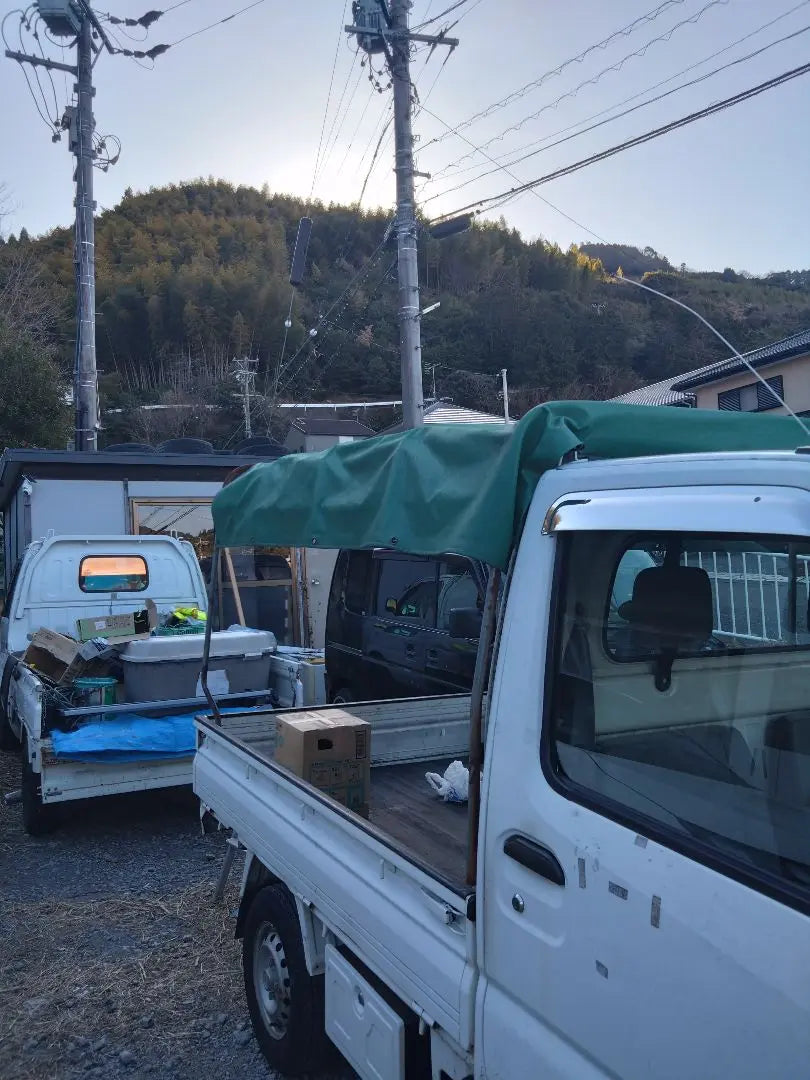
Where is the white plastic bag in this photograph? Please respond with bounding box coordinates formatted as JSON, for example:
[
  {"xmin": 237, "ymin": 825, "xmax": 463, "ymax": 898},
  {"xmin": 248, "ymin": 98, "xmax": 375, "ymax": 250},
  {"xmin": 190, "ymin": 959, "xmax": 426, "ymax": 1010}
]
[{"xmin": 425, "ymin": 760, "xmax": 469, "ymax": 804}]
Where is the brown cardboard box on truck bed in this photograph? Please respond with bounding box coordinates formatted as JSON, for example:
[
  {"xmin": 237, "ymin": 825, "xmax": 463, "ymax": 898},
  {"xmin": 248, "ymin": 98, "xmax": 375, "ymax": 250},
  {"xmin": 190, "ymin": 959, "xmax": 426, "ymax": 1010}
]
[{"xmin": 274, "ymin": 709, "xmax": 370, "ymax": 817}]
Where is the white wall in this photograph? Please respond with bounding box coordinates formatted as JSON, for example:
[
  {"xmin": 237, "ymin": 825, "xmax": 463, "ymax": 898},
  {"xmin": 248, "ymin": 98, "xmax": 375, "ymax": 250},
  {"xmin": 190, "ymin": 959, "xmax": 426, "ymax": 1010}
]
[
  {"xmin": 30, "ymin": 479, "xmax": 224, "ymax": 540},
  {"xmin": 30, "ymin": 479, "xmax": 125, "ymax": 539}
]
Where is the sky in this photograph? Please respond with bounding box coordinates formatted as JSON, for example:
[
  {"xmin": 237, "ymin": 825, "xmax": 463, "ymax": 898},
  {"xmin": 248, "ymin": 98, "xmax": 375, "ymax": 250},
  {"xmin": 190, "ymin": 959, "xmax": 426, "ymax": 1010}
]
[{"xmin": 1, "ymin": 0, "xmax": 809, "ymax": 273}]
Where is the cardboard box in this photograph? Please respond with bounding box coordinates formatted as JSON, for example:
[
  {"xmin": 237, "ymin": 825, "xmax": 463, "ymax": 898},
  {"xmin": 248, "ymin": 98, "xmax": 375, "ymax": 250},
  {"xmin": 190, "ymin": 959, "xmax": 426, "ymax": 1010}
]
[
  {"xmin": 23, "ymin": 630, "xmax": 114, "ymax": 686},
  {"xmin": 76, "ymin": 600, "xmax": 157, "ymax": 643},
  {"xmin": 274, "ymin": 709, "xmax": 371, "ymax": 816}
]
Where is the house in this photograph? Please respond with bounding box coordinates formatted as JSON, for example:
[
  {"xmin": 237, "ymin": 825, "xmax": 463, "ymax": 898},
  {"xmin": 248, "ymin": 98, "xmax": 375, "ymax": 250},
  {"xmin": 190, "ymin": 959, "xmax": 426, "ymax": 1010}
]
[
  {"xmin": 0, "ymin": 447, "xmax": 314, "ymax": 646},
  {"xmin": 284, "ymin": 415, "xmax": 376, "ymax": 453},
  {"xmin": 383, "ymin": 400, "xmax": 513, "ymax": 434},
  {"xmin": 612, "ymin": 329, "xmax": 810, "ymax": 415}
]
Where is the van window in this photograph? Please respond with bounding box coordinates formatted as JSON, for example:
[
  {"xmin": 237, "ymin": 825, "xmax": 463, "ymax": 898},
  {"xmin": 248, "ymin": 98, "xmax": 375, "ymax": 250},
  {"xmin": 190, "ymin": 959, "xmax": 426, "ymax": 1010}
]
[
  {"xmin": 551, "ymin": 530, "xmax": 810, "ymax": 901},
  {"xmin": 344, "ymin": 551, "xmax": 374, "ymax": 614},
  {"xmin": 79, "ymin": 555, "xmax": 148, "ymax": 593},
  {"xmin": 375, "ymin": 557, "xmax": 438, "ymax": 625}
]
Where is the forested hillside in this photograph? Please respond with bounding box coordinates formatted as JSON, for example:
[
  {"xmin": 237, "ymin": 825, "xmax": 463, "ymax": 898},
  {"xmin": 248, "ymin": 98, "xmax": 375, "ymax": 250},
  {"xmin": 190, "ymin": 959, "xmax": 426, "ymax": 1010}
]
[{"xmin": 1, "ymin": 179, "xmax": 809, "ymax": 447}]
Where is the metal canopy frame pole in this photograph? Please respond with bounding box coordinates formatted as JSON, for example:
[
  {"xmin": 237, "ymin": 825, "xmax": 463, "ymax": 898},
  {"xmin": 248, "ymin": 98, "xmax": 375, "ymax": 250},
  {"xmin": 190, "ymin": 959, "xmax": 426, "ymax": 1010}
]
[{"xmin": 466, "ymin": 565, "xmax": 501, "ymax": 887}]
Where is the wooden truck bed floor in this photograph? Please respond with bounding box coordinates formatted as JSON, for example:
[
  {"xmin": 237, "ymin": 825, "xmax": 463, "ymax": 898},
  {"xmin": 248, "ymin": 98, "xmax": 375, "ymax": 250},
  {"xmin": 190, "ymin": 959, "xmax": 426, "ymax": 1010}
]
[{"xmin": 211, "ymin": 704, "xmax": 470, "ymax": 889}]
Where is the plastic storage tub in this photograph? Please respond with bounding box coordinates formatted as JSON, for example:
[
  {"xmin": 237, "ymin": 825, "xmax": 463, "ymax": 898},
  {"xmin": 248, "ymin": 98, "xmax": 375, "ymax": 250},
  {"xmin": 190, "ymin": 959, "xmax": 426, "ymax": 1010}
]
[
  {"xmin": 120, "ymin": 629, "xmax": 276, "ymax": 703},
  {"xmin": 267, "ymin": 647, "xmax": 326, "ymax": 708}
]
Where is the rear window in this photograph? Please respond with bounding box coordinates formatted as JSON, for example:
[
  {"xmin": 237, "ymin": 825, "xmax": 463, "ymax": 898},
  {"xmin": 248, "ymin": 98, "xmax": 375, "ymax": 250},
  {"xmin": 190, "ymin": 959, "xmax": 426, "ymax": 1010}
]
[{"xmin": 79, "ymin": 555, "xmax": 148, "ymax": 593}]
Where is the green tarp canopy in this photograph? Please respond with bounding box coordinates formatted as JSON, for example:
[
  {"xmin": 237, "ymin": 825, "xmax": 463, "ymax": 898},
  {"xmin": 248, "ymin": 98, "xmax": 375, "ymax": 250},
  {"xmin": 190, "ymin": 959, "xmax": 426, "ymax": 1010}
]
[{"xmin": 212, "ymin": 401, "xmax": 810, "ymax": 570}]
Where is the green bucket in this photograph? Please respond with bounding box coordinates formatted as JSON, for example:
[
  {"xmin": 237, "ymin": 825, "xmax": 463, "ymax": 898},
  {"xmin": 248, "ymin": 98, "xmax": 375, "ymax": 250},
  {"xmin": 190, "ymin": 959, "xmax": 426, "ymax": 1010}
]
[{"xmin": 73, "ymin": 675, "xmax": 118, "ymax": 710}]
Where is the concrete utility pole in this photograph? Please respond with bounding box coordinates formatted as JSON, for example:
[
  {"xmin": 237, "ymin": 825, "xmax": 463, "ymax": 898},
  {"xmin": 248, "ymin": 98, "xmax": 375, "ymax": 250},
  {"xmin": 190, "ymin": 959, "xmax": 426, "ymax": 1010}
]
[
  {"xmin": 233, "ymin": 356, "xmax": 259, "ymax": 438},
  {"xmin": 390, "ymin": 0, "xmax": 421, "ymax": 428},
  {"xmin": 346, "ymin": 1, "xmax": 458, "ymax": 428},
  {"xmin": 73, "ymin": 15, "xmax": 98, "ymax": 451},
  {"xmin": 5, "ymin": 0, "xmax": 120, "ymax": 451}
]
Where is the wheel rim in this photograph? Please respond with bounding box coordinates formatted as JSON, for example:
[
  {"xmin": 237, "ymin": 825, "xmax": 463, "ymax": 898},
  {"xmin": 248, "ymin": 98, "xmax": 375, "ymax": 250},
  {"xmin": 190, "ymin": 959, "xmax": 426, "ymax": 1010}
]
[{"xmin": 252, "ymin": 920, "xmax": 291, "ymax": 1040}]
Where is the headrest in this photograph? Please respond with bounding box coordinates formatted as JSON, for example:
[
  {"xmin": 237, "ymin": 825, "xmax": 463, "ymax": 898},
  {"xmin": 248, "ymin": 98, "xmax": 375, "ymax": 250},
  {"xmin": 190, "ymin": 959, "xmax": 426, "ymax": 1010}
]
[{"xmin": 618, "ymin": 565, "xmax": 713, "ymax": 645}]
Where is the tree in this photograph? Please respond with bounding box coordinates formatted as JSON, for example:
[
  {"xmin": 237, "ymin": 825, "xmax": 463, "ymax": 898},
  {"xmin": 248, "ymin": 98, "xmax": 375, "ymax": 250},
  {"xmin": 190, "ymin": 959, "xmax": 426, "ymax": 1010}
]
[{"xmin": 0, "ymin": 324, "xmax": 70, "ymax": 448}]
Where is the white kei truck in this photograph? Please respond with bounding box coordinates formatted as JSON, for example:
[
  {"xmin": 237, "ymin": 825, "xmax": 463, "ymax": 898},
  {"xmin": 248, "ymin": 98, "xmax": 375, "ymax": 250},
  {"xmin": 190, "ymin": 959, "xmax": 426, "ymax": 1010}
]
[
  {"xmin": 193, "ymin": 402, "xmax": 810, "ymax": 1080},
  {"xmin": 0, "ymin": 534, "xmax": 284, "ymax": 834}
]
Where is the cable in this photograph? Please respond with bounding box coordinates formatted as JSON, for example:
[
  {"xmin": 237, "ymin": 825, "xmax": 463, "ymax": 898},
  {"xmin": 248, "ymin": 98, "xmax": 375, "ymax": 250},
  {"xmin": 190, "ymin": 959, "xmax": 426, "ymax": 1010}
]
[
  {"xmin": 165, "ymin": 0, "xmax": 269, "ymax": 49},
  {"xmin": 614, "ymin": 275, "xmax": 810, "ymax": 437},
  {"xmin": 413, "ymin": 0, "xmax": 475, "ymax": 30},
  {"xmin": 422, "ymin": 0, "xmax": 729, "ymax": 152},
  {"xmin": 336, "ymin": 79, "xmax": 378, "ymax": 174},
  {"xmin": 431, "ymin": 61, "xmax": 810, "ymax": 223},
  {"xmin": 358, "ymin": 116, "xmax": 394, "ymax": 204},
  {"xmin": 308, "ymin": 0, "xmax": 350, "ymax": 201},
  {"xmin": 423, "ymin": 23, "xmax": 810, "ymax": 206},
  {"xmin": 275, "ymin": 232, "xmax": 393, "ymax": 394},
  {"xmin": 419, "ymin": 103, "xmax": 607, "ymax": 241},
  {"xmin": 314, "ymin": 48, "xmax": 364, "ymax": 192},
  {"xmin": 423, "ymin": 0, "xmax": 810, "ymax": 188}
]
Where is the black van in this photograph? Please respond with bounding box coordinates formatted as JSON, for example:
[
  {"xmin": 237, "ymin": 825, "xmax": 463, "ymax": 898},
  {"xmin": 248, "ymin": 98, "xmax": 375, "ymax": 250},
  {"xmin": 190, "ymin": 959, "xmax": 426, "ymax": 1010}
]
[{"xmin": 325, "ymin": 549, "xmax": 487, "ymax": 702}]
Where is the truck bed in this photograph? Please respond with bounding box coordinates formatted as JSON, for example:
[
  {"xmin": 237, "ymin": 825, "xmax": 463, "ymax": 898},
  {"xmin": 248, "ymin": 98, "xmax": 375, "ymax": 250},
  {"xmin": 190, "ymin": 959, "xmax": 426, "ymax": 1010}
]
[{"xmin": 202, "ymin": 696, "xmax": 471, "ymax": 889}]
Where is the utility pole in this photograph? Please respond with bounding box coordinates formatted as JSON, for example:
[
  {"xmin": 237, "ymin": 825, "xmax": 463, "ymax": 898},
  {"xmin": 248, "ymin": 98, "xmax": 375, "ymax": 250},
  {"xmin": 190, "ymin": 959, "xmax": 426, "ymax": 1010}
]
[
  {"xmin": 346, "ymin": 1, "xmax": 458, "ymax": 428},
  {"xmin": 5, "ymin": 0, "xmax": 120, "ymax": 451},
  {"xmin": 73, "ymin": 15, "xmax": 98, "ymax": 451},
  {"xmin": 233, "ymin": 356, "xmax": 259, "ymax": 439}
]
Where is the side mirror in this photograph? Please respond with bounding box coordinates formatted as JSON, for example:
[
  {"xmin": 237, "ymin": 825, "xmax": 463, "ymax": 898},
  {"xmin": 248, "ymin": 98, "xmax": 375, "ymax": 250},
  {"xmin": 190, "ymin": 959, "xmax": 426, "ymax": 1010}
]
[
  {"xmin": 448, "ymin": 607, "xmax": 482, "ymax": 639},
  {"xmin": 386, "ymin": 597, "xmax": 397, "ymax": 614}
]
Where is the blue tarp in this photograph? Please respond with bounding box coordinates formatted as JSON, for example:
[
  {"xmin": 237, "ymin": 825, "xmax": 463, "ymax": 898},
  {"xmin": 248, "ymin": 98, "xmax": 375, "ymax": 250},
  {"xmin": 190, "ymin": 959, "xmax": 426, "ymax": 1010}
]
[
  {"xmin": 51, "ymin": 713, "xmax": 198, "ymax": 762},
  {"xmin": 50, "ymin": 706, "xmax": 267, "ymax": 762}
]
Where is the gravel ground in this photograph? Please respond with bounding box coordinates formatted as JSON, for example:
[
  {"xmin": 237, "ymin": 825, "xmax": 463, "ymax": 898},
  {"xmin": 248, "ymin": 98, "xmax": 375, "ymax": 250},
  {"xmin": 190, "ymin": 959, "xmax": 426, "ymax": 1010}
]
[{"xmin": 0, "ymin": 750, "xmax": 351, "ymax": 1080}]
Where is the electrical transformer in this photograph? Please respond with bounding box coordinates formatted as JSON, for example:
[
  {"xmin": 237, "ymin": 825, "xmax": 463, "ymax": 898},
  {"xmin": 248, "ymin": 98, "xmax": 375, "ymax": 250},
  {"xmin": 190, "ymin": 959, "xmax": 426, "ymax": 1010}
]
[
  {"xmin": 36, "ymin": 0, "xmax": 82, "ymax": 37},
  {"xmin": 351, "ymin": 0, "xmax": 387, "ymax": 54}
]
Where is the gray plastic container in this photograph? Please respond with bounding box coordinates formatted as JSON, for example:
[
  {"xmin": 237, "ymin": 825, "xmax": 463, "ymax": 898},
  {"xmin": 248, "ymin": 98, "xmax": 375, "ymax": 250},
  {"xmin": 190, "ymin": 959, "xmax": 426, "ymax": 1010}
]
[{"xmin": 120, "ymin": 629, "xmax": 276, "ymax": 703}]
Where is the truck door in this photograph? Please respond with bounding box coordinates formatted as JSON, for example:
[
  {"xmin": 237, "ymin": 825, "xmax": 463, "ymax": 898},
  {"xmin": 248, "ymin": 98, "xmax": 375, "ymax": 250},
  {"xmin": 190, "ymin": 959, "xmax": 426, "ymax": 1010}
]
[{"xmin": 479, "ymin": 495, "xmax": 810, "ymax": 1080}]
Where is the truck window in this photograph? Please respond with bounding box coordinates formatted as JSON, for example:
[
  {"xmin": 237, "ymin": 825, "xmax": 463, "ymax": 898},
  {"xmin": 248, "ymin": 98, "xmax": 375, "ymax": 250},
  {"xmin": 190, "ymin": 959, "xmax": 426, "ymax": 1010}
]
[
  {"xmin": 79, "ymin": 555, "xmax": 148, "ymax": 593},
  {"xmin": 551, "ymin": 530, "xmax": 810, "ymax": 902},
  {"xmin": 375, "ymin": 556, "xmax": 438, "ymax": 626}
]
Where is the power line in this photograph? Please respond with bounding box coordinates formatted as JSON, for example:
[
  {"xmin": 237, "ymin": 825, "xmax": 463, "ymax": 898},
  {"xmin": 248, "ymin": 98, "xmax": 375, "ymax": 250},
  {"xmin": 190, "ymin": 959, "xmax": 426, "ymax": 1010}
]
[
  {"xmin": 314, "ymin": 48, "xmax": 364, "ymax": 191},
  {"xmin": 165, "ymin": 0, "xmax": 269, "ymax": 49},
  {"xmin": 422, "ymin": 0, "xmax": 729, "ymax": 153},
  {"xmin": 419, "ymin": 103, "xmax": 607, "ymax": 241},
  {"xmin": 431, "ymin": 61, "xmax": 810, "ymax": 222},
  {"xmin": 422, "ymin": 0, "xmax": 810, "ymax": 188},
  {"xmin": 412, "ymin": 0, "xmax": 475, "ymax": 30},
  {"xmin": 423, "ymin": 22, "xmax": 810, "ymax": 207},
  {"xmin": 309, "ymin": 0, "xmax": 351, "ymax": 201}
]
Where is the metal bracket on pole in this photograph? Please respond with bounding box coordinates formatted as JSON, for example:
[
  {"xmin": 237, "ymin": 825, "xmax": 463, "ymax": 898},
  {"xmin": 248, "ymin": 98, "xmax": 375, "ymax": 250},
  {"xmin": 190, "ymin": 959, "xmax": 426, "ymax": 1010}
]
[
  {"xmin": 344, "ymin": 25, "xmax": 458, "ymax": 47},
  {"xmin": 4, "ymin": 49, "xmax": 77, "ymax": 75}
]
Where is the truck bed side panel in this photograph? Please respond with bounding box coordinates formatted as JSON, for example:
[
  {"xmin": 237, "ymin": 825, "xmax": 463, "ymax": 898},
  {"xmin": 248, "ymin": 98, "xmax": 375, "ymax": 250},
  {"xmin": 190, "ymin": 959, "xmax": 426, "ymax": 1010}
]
[{"xmin": 194, "ymin": 726, "xmax": 475, "ymax": 1047}]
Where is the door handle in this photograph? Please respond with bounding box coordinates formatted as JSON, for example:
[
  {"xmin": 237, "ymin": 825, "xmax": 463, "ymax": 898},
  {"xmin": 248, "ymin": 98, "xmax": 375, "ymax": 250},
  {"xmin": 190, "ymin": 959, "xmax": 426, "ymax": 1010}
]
[
  {"xmin": 504, "ymin": 835, "xmax": 565, "ymax": 887},
  {"xmin": 426, "ymin": 649, "xmax": 438, "ymax": 660}
]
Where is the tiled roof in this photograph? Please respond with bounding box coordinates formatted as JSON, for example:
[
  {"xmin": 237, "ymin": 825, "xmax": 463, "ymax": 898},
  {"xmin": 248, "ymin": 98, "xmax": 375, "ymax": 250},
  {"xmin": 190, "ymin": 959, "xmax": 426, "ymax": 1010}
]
[
  {"xmin": 611, "ymin": 375, "xmax": 697, "ymax": 408},
  {"xmin": 612, "ymin": 328, "xmax": 810, "ymax": 407},
  {"xmin": 423, "ymin": 403, "xmax": 510, "ymax": 424},
  {"xmin": 288, "ymin": 416, "xmax": 375, "ymax": 436},
  {"xmin": 382, "ymin": 401, "xmax": 512, "ymax": 433},
  {"xmin": 672, "ymin": 328, "xmax": 810, "ymax": 390}
]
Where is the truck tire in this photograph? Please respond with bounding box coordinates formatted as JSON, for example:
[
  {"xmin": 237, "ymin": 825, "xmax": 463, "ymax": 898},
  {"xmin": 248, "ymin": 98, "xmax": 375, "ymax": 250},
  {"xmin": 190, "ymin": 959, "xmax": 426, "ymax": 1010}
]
[
  {"xmin": 21, "ymin": 740, "xmax": 58, "ymax": 837},
  {"xmin": 331, "ymin": 687, "xmax": 355, "ymax": 705},
  {"xmin": 0, "ymin": 702, "xmax": 19, "ymax": 752},
  {"xmin": 242, "ymin": 884, "xmax": 331, "ymax": 1075},
  {"xmin": 0, "ymin": 660, "xmax": 20, "ymax": 751}
]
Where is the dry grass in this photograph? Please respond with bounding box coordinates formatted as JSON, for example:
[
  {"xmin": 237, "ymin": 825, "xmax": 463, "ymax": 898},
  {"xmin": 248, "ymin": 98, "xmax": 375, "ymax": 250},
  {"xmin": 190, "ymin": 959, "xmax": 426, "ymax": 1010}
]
[{"xmin": 0, "ymin": 878, "xmax": 246, "ymax": 1078}]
